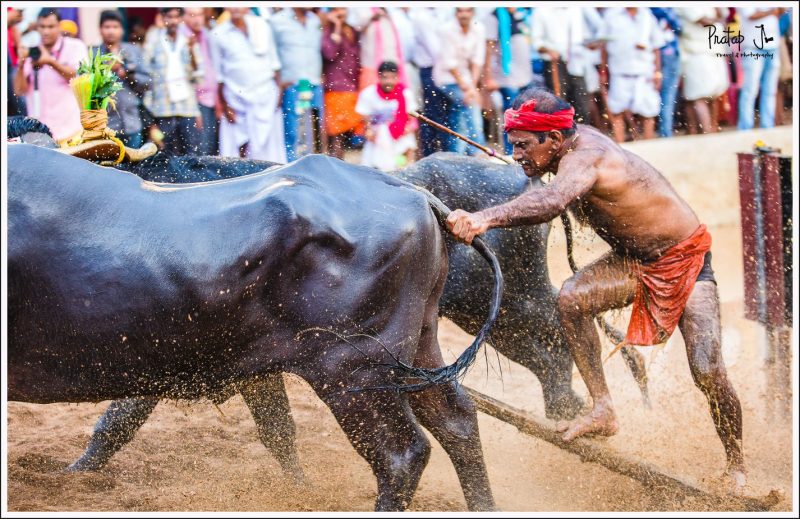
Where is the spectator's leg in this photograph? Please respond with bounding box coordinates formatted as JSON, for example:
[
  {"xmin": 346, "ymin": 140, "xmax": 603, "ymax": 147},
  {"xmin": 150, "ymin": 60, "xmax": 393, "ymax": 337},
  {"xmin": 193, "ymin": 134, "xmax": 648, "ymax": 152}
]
[
  {"xmin": 530, "ymin": 58, "xmax": 546, "ymax": 89},
  {"xmin": 710, "ymin": 95, "xmax": 721, "ymax": 133},
  {"xmin": 692, "ymin": 99, "xmax": 712, "ymax": 134},
  {"xmin": 464, "ymin": 106, "xmax": 480, "ymax": 156},
  {"xmin": 123, "ymin": 131, "xmax": 143, "ymax": 149},
  {"xmin": 432, "ymin": 84, "xmax": 451, "ymax": 153},
  {"xmin": 404, "ymin": 147, "xmax": 415, "ymax": 165},
  {"xmin": 498, "ymin": 87, "xmax": 518, "ymax": 155},
  {"xmin": 420, "ymin": 67, "xmax": 449, "ymax": 156},
  {"xmin": 450, "ymin": 88, "xmax": 471, "ymax": 155},
  {"xmin": 218, "ymin": 110, "xmax": 241, "ymax": 159},
  {"xmin": 312, "ymin": 84, "xmax": 326, "ymax": 154},
  {"xmin": 329, "ymin": 134, "xmax": 344, "ymax": 159},
  {"xmin": 684, "ymin": 98, "xmax": 699, "ymax": 134},
  {"xmin": 210, "ymin": 106, "xmax": 220, "ymax": 156},
  {"xmin": 157, "ymin": 117, "xmax": 180, "ymax": 156},
  {"xmin": 566, "ymin": 70, "xmax": 590, "ymax": 125},
  {"xmin": 757, "ymin": 54, "xmax": 781, "ymax": 129},
  {"xmin": 198, "ymin": 104, "xmax": 217, "ymax": 156},
  {"xmin": 185, "ymin": 115, "xmax": 197, "ymax": 156},
  {"xmin": 642, "ymin": 116, "xmax": 655, "ymax": 139},
  {"xmin": 182, "ymin": 116, "xmax": 199, "ymax": 156},
  {"xmin": 465, "ymin": 103, "xmax": 486, "ymax": 155},
  {"xmin": 439, "ymin": 84, "xmax": 466, "ymax": 154},
  {"xmin": 610, "ymin": 112, "xmax": 626, "ymax": 143},
  {"xmin": 542, "ymin": 60, "xmax": 556, "ymax": 92},
  {"xmin": 442, "ymin": 85, "xmax": 462, "ymax": 153},
  {"xmin": 586, "ymin": 89, "xmax": 604, "ymax": 132},
  {"xmin": 737, "ymin": 56, "xmax": 763, "ymax": 130},
  {"xmin": 606, "ymin": 74, "xmax": 629, "ymax": 143},
  {"xmin": 165, "ymin": 117, "xmax": 183, "ymax": 156},
  {"xmin": 139, "ymin": 105, "xmax": 155, "ymax": 142},
  {"xmin": 659, "ymin": 48, "xmax": 681, "ymax": 137},
  {"xmin": 418, "ymin": 67, "xmax": 434, "ymax": 156},
  {"xmin": 281, "ymin": 84, "xmax": 299, "ymax": 161}
]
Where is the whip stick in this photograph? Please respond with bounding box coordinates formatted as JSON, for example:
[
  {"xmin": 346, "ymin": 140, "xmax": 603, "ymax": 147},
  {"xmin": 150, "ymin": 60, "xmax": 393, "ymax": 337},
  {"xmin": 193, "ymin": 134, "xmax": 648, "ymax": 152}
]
[{"xmin": 408, "ymin": 110, "xmax": 512, "ymax": 165}]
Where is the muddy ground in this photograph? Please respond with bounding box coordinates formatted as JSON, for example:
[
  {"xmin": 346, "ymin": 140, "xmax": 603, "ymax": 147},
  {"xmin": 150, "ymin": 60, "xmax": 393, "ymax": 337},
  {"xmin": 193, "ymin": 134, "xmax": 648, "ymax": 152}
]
[{"xmin": 5, "ymin": 127, "xmax": 795, "ymax": 511}]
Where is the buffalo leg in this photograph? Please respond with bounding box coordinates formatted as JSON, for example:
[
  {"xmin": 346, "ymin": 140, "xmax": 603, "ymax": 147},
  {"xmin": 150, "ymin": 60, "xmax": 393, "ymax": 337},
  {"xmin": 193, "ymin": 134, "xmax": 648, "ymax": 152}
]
[
  {"xmin": 409, "ymin": 257, "xmax": 495, "ymax": 511},
  {"xmin": 237, "ymin": 374, "xmax": 304, "ymax": 483},
  {"xmin": 489, "ymin": 299, "xmax": 584, "ymax": 421},
  {"xmin": 528, "ymin": 316, "xmax": 585, "ymax": 420},
  {"xmin": 409, "ymin": 383, "xmax": 495, "ymax": 511},
  {"xmin": 408, "ymin": 315, "xmax": 495, "ymax": 510},
  {"xmin": 315, "ymin": 376, "xmax": 431, "ymax": 511},
  {"xmin": 66, "ymin": 397, "xmax": 158, "ymax": 472}
]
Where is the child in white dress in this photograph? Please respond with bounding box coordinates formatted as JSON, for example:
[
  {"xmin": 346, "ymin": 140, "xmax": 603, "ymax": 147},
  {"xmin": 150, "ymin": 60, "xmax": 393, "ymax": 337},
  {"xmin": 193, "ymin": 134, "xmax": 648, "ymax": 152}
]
[{"xmin": 355, "ymin": 61, "xmax": 418, "ymax": 171}]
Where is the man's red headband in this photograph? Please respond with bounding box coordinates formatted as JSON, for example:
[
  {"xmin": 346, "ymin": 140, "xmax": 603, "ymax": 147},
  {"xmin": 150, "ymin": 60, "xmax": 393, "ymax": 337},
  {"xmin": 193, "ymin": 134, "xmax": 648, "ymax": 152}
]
[{"xmin": 504, "ymin": 99, "xmax": 575, "ymax": 133}]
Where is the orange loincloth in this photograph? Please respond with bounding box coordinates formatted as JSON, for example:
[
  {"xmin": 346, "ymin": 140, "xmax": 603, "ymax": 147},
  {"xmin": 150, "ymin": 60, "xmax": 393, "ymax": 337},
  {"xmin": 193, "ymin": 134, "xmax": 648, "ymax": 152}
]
[
  {"xmin": 625, "ymin": 224, "xmax": 712, "ymax": 346},
  {"xmin": 324, "ymin": 91, "xmax": 364, "ymax": 137}
]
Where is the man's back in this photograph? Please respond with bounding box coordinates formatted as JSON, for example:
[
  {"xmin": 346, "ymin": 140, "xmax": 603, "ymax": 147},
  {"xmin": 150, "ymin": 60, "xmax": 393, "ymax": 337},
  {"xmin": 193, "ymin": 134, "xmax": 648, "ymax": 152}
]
[{"xmin": 564, "ymin": 125, "xmax": 700, "ymax": 260}]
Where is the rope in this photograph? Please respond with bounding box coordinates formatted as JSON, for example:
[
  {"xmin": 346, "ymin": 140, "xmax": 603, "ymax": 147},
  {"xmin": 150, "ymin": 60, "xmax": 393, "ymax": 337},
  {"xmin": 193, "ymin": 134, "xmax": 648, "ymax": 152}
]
[{"xmin": 62, "ymin": 109, "xmax": 125, "ymax": 164}]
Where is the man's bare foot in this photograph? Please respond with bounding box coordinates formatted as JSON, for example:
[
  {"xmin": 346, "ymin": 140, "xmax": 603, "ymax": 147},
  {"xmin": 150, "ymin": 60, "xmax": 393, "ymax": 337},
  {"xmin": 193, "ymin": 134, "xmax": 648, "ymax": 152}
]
[
  {"xmin": 555, "ymin": 404, "xmax": 619, "ymax": 442},
  {"xmin": 724, "ymin": 467, "xmax": 748, "ymax": 496}
]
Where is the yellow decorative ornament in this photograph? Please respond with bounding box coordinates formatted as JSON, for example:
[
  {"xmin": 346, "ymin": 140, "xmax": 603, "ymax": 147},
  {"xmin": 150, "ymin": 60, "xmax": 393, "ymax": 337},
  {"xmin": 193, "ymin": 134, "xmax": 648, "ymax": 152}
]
[{"xmin": 65, "ymin": 49, "xmax": 125, "ymax": 164}]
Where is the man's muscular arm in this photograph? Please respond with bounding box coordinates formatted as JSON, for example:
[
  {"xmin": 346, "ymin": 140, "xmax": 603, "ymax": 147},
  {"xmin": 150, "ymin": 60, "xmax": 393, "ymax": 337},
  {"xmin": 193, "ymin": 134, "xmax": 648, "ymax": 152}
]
[
  {"xmin": 483, "ymin": 151, "xmax": 598, "ymax": 226},
  {"xmin": 447, "ymin": 150, "xmax": 600, "ymax": 244}
]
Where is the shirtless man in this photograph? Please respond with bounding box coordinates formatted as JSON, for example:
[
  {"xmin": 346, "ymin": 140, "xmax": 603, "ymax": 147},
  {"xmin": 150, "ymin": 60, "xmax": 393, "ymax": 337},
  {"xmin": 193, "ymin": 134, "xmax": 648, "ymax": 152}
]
[{"xmin": 446, "ymin": 87, "xmax": 747, "ymax": 493}]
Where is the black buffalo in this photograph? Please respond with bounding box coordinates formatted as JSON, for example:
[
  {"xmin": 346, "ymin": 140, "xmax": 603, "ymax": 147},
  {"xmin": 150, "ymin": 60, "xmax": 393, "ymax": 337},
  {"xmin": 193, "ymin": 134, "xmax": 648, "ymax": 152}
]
[
  {"xmin": 67, "ymin": 153, "xmax": 592, "ymax": 483},
  {"xmin": 8, "ymin": 141, "xmax": 502, "ymax": 511}
]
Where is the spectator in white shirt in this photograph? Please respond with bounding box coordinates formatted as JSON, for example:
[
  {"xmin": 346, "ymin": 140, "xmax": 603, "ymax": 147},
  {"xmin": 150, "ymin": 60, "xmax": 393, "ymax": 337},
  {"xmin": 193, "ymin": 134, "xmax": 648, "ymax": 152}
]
[
  {"xmin": 408, "ymin": 7, "xmax": 449, "ymax": 156},
  {"xmin": 737, "ymin": 7, "xmax": 787, "ymax": 130},
  {"xmin": 433, "ymin": 8, "xmax": 486, "ymax": 155},
  {"xmin": 674, "ymin": 7, "xmax": 730, "ymax": 134},
  {"xmin": 270, "ymin": 8, "xmax": 324, "ymax": 161},
  {"xmin": 211, "ymin": 7, "xmax": 286, "ymax": 162},
  {"xmin": 580, "ymin": 8, "xmax": 608, "ymax": 131},
  {"xmin": 482, "ymin": 8, "xmax": 533, "ymax": 154},
  {"xmin": 531, "ymin": 7, "xmax": 591, "ymax": 124},
  {"xmin": 600, "ymin": 7, "xmax": 664, "ymax": 142}
]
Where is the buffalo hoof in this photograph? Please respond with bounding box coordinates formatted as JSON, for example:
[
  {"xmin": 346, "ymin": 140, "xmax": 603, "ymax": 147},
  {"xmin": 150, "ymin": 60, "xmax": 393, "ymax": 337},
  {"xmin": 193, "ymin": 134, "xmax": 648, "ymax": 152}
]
[
  {"xmin": 544, "ymin": 391, "xmax": 585, "ymax": 421},
  {"xmin": 64, "ymin": 460, "xmax": 100, "ymax": 473},
  {"xmin": 64, "ymin": 454, "xmax": 105, "ymax": 473},
  {"xmin": 286, "ymin": 465, "xmax": 306, "ymax": 487}
]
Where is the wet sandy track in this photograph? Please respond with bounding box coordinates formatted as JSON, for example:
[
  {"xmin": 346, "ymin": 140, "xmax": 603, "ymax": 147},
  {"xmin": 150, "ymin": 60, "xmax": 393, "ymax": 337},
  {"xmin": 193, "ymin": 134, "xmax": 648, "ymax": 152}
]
[{"xmin": 6, "ymin": 128, "xmax": 795, "ymax": 511}]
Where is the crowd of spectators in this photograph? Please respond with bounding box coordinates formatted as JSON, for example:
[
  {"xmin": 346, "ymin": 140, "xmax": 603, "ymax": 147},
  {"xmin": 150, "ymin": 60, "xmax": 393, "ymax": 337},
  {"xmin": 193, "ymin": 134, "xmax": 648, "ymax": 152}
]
[{"xmin": 7, "ymin": 6, "xmax": 794, "ymax": 170}]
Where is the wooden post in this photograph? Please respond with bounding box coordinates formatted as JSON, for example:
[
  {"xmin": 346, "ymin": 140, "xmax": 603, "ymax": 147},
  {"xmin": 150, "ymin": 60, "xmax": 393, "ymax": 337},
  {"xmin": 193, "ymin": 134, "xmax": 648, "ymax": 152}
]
[
  {"xmin": 737, "ymin": 152, "xmax": 761, "ymax": 322},
  {"xmin": 465, "ymin": 387, "xmax": 782, "ymax": 511},
  {"xmin": 737, "ymin": 149, "xmax": 792, "ymax": 418}
]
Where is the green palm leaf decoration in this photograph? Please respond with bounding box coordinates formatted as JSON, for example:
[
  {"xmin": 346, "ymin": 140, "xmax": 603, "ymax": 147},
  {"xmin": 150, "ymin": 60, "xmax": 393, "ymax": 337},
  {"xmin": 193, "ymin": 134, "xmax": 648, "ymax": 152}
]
[{"xmin": 71, "ymin": 48, "xmax": 123, "ymax": 111}]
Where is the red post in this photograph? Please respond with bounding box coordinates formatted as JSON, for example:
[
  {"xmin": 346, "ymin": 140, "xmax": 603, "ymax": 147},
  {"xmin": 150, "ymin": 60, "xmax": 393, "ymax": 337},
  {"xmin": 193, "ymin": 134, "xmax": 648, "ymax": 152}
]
[
  {"xmin": 736, "ymin": 149, "xmax": 791, "ymax": 327},
  {"xmin": 759, "ymin": 154, "xmax": 787, "ymax": 328},
  {"xmin": 736, "ymin": 153, "xmax": 760, "ymax": 322}
]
